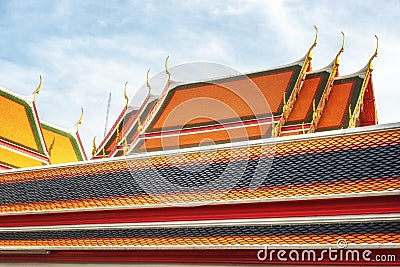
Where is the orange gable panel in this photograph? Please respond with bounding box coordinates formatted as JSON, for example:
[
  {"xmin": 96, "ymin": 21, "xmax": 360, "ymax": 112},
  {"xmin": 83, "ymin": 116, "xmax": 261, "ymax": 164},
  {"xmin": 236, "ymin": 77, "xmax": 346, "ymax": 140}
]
[
  {"xmin": 147, "ymin": 65, "xmax": 301, "ymax": 133},
  {"xmin": 317, "ymin": 77, "xmax": 363, "ymax": 131}
]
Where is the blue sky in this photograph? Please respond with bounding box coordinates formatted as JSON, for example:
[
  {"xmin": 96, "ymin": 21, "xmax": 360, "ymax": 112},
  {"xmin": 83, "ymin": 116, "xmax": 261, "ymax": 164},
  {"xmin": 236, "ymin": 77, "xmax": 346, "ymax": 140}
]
[{"xmin": 0, "ymin": 0, "xmax": 399, "ymax": 153}]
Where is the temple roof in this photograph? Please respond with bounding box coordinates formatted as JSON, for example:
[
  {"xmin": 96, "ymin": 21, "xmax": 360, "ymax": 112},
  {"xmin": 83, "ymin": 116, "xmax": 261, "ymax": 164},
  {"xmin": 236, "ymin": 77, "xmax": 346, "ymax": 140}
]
[
  {"xmin": 91, "ymin": 30, "xmax": 379, "ymax": 158},
  {"xmin": 0, "ymin": 30, "xmax": 395, "ymax": 265},
  {"xmin": 0, "ymin": 122, "xmax": 398, "ymax": 260}
]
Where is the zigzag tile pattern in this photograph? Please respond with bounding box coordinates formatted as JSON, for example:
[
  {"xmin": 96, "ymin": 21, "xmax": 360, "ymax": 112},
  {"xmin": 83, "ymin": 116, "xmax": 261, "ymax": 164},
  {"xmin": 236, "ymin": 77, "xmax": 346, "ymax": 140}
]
[
  {"xmin": 0, "ymin": 127, "xmax": 399, "ymax": 213},
  {"xmin": 0, "ymin": 221, "xmax": 398, "ymax": 247}
]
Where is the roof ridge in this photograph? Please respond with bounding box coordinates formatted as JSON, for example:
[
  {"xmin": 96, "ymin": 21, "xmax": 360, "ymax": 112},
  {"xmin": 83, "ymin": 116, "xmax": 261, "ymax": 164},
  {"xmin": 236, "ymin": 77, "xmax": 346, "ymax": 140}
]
[{"xmin": 0, "ymin": 85, "xmax": 31, "ymax": 103}]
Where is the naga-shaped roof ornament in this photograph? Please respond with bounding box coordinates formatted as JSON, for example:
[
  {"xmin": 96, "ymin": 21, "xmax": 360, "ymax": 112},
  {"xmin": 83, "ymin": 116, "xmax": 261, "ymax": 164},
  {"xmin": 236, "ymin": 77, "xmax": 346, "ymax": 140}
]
[
  {"xmin": 75, "ymin": 107, "xmax": 84, "ymax": 132},
  {"xmin": 367, "ymin": 35, "xmax": 379, "ymax": 71},
  {"xmin": 165, "ymin": 55, "xmax": 171, "ymax": 81},
  {"xmin": 123, "ymin": 81, "xmax": 129, "ymax": 107},
  {"xmin": 306, "ymin": 25, "xmax": 318, "ymax": 61},
  {"xmin": 32, "ymin": 75, "xmax": 42, "ymax": 101},
  {"xmin": 334, "ymin": 31, "xmax": 345, "ymax": 67},
  {"xmin": 146, "ymin": 69, "xmax": 152, "ymax": 94}
]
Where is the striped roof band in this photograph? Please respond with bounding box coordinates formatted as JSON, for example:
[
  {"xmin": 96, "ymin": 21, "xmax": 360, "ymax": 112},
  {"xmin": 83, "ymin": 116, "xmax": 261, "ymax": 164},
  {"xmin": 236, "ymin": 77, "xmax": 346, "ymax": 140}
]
[{"xmin": 0, "ymin": 123, "xmax": 399, "ymax": 213}]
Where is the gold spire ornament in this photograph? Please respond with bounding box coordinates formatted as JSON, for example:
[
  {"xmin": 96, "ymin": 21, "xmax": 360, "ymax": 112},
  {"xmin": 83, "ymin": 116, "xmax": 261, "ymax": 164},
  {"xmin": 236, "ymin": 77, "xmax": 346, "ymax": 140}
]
[
  {"xmin": 146, "ymin": 69, "xmax": 152, "ymax": 93},
  {"xmin": 165, "ymin": 55, "xmax": 171, "ymax": 81},
  {"xmin": 124, "ymin": 81, "xmax": 129, "ymax": 107},
  {"xmin": 334, "ymin": 31, "xmax": 345, "ymax": 66},
  {"xmin": 75, "ymin": 108, "xmax": 84, "ymax": 132},
  {"xmin": 92, "ymin": 136, "xmax": 97, "ymax": 156},
  {"xmin": 368, "ymin": 35, "xmax": 379, "ymax": 71},
  {"xmin": 32, "ymin": 75, "xmax": 42, "ymax": 101},
  {"xmin": 306, "ymin": 25, "xmax": 318, "ymax": 60}
]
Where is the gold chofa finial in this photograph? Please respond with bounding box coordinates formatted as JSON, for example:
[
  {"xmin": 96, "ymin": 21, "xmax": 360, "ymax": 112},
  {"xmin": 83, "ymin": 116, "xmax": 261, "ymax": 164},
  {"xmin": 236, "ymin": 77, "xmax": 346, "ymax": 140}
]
[
  {"xmin": 32, "ymin": 75, "xmax": 42, "ymax": 101},
  {"xmin": 307, "ymin": 25, "xmax": 318, "ymax": 60},
  {"xmin": 334, "ymin": 31, "xmax": 345, "ymax": 66},
  {"xmin": 75, "ymin": 108, "xmax": 84, "ymax": 132},
  {"xmin": 124, "ymin": 82, "xmax": 129, "ymax": 107},
  {"xmin": 92, "ymin": 136, "xmax": 97, "ymax": 156},
  {"xmin": 165, "ymin": 55, "xmax": 171, "ymax": 81},
  {"xmin": 368, "ymin": 35, "xmax": 379, "ymax": 71},
  {"xmin": 146, "ymin": 69, "xmax": 152, "ymax": 93}
]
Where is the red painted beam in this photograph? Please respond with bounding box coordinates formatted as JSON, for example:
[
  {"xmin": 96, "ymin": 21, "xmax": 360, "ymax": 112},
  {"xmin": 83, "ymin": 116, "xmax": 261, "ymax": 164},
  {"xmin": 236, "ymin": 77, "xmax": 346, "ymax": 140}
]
[
  {"xmin": 0, "ymin": 195, "xmax": 398, "ymax": 227},
  {"xmin": 0, "ymin": 249, "xmax": 399, "ymax": 265}
]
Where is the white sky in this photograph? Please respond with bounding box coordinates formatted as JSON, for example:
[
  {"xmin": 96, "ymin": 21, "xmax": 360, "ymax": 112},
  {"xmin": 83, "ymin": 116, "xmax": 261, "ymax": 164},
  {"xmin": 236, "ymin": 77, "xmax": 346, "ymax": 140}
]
[{"xmin": 0, "ymin": 0, "xmax": 399, "ymax": 154}]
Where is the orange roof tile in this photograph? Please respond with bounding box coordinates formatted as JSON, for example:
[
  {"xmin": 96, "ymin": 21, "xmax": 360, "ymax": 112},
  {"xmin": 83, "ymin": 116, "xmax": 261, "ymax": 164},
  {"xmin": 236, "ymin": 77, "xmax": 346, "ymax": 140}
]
[
  {"xmin": 286, "ymin": 71, "xmax": 329, "ymax": 125},
  {"xmin": 317, "ymin": 76, "xmax": 363, "ymax": 131},
  {"xmin": 0, "ymin": 123, "xmax": 398, "ymax": 213},
  {"xmin": 146, "ymin": 65, "xmax": 301, "ymax": 133}
]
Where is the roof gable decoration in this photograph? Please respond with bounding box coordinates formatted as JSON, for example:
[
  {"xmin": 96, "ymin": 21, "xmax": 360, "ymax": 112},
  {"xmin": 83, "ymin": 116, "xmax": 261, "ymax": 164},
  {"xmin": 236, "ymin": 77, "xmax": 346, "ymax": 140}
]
[
  {"xmin": 122, "ymin": 69, "xmax": 177, "ymax": 155},
  {"xmin": 41, "ymin": 118, "xmax": 87, "ymax": 165},
  {"xmin": 93, "ymin": 71, "xmax": 166, "ymax": 158},
  {"xmin": 91, "ymin": 29, "xmax": 380, "ymax": 157},
  {"xmin": 273, "ymin": 25, "xmax": 319, "ymax": 137},
  {"xmin": 313, "ymin": 35, "xmax": 378, "ymax": 133},
  {"xmin": 348, "ymin": 35, "xmax": 379, "ymax": 128},
  {"xmin": 92, "ymin": 84, "xmax": 130, "ymax": 159},
  {"xmin": 308, "ymin": 31, "xmax": 346, "ymax": 133},
  {"xmin": 280, "ymin": 70, "xmax": 331, "ymax": 136},
  {"xmin": 0, "ymin": 77, "xmax": 49, "ymax": 161}
]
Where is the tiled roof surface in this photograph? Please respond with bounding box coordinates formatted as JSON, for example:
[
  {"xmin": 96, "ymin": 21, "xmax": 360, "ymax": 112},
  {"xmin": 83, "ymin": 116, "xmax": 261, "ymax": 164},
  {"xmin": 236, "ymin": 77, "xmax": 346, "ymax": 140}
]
[
  {"xmin": 0, "ymin": 124, "xmax": 399, "ymax": 213},
  {"xmin": 146, "ymin": 65, "xmax": 301, "ymax": 133},
  {"xmin": 0, "ymin": 221, "xmax": 398, "ymax": 248},
  {"xmin": 317, "ymin": 76, "xmax": 363, "ymax": 131},
  {"xmin": 285, "ymin": 71, "xmax": 329, "ymax": 125}
]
